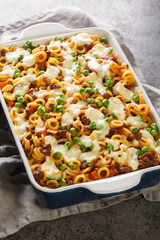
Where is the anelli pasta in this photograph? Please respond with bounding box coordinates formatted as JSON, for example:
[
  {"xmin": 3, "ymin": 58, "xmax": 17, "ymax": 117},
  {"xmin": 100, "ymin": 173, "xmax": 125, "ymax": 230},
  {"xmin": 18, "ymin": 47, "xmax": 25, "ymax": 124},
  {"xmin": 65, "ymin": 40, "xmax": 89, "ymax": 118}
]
[{"xmin": 0, "ymin": 33, "xmax": 160, "ymax": 189}]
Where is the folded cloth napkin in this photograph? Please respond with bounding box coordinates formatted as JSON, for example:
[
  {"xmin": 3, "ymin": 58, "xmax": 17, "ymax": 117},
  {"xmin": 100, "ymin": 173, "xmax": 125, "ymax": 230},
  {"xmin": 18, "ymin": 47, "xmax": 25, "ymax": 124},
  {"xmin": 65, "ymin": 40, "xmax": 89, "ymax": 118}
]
[{"xmin": 0, "ymin": 6, "xmax": 160, "ymax": 238}]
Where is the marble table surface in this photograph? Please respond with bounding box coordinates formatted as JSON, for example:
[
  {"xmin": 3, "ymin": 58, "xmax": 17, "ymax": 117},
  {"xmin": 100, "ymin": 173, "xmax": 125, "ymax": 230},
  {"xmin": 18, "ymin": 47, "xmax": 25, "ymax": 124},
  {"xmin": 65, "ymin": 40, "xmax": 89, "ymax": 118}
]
[{"xmin": 1, "ymin": 0, "xmax": 160, "ymax": 239}]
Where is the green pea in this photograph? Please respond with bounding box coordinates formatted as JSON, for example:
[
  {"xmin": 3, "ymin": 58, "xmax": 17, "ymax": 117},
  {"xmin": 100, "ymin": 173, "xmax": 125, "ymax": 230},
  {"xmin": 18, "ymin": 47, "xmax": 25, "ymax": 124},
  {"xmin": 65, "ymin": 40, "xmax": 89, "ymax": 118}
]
[
  {"xmin": 60, "ymin": 124, "xmax": 67, "ymax": 130},
  {"xmin": 59, "ymin": 93, "xmax": 65, "ymax": 99},
  {"xmin": 73, "ymin": 58, "xmax": 77, "ymax": 62},
  {"xmin": 59, "ymin": 179, "xmax": 66, "ymax": 186},
  {"xmin": 93, "ymin": 54, "xmax": 98, "ymax": 59},
  {"xmin": 82, "ymin": 54, "xmax": 85, "ymax": 58},
  {"xmin": 151, "ymin": 123, "xmax": 158, "ymax": 130},
  {"xmin": 90, "ymin": 120, "xmax": 96, "ymax": 129},
  {"xmin": 52, "ymin": 105, "xmax": 57, "ymax": 112},
  {"xmin": 59, "ymin": 164, "xmax": 67, "ymax": 171},
  {"xmin": 18, "ymin": 54, "xmax": 24, "ymax": 62},
  {"xmin": 88, "ymin": 81, "xmax": 94, "ymax": 88},
  {"xmin": 102, "ymin": 99, "xmax": 109, "ymax": 107},
  {"xmin": 57, "ymin": 105, "xmax": 64, "ymax": 112},
  {"xmin": 105, "ymin": 117, "xmax": 111, "ymax": 123},
  {"xmin": 54, "ymin": 56, "xmax": 59, "ymax": 61},
  {"xmin": 15, "ymin": 102, "xmax": 22, "ymax": 108},
  {"xmin": 68, "ymin": 162, "xmax": 75, "ymax": 169},
  {"xmin": 15, "ymin": 72, "xmax": 21, "ymax": 77},
  {"xmin": 70, "ymin": 128, "xmax": 77, "ymax": 134},
  {"xmin": 65, "ymin": 141, "xmax": 72, "ymax": 150},
  {"xmin": 70, "ymin": 50, "xmax": 77, "ymax": 57},
  {"xmin": 141, "ymin": 146, "xmax": 149, "ymax": 153},
  {"xmin": 92, "ymin": 88, "xmax": 99, "ymax": 94},
  {"xmin": 112, "ymin": 112, "xmax": 117, "ymax": 119},
  {"xmin": 145, "ymin": 127, "xmax": 152, "ymax": 133},
  {"xmin": 73, "ymin": 137, "xmax": 81, "ymax": 145},
  {"xmin": 14, "ymin": 69, "xmax": 21, "ymax": 74},
  {"xmin": 82, "ymin": 70, "xmax": 89, "ymax": 76},
  {"xmin": 108, "ymin": 48, "xmax": 113, "ymax": 53},
  {"xmin": 157, "ymin": 139, "xmax": 160, "ymax": 146},
  {"xmin": 101, "ymin": 37, "xmax": 107, "ymax": 43},
  {"xmin": 136, "ymin": 150, "xmax": 143, "ymax": 156},
  {"xmin": 56, "ymin": 98, "xmax": 64, "ymax": 105},
  {"xmin": 89, "ymin": 142, "xmax": 94, "ymax": 150},
  {"xmin": 87, "ymin": 98, "xmax": 95, "ymax": 104},
  {"xmin": 44, "ymin": 113, "xmax": 49, "ymax": 118},
  {"xmin": 85, "ymin": 88, "xmax": 92, "ymax": 94},
  {"xmin": 81, "ymin": 144, "xmax": 87, "ymax": 151},
  {"xmin": 105, "ymin": 77, "xmax": 113, "ymax": 88},
  {"xmin": 106, "ymin": 143, "xmax": 114, "ymax": 153},
  {"xmin": 131, "ymin": 127, "xmax": 138, "ymax": 134},
  {"xmin": 79, "ymin": 88, "xmax": 85, "ymax": 93},
  {"xmin": 76, "ymin": 64, "xmax": 80, "ymax": 72},
  {"xmin": 132, "ymin": 94, "xmax": 139, "ymax": 103},
  {"xmin": 86, "ymin": 160, "xmax": 93, "ymax": 167},
  {"xmin": 38, "ymin": 70, "xmax": 45, "ymax": 76},
  {"xmin": 136, "ymin": 115, "xmax": 143, "ymax": 122},
  {"xmin": 55, "ymin": 37, "xmax": 62, "ymax": 42},
  {"xmin": 54, "ymin": 151, "xmax": 62, "ymax": 159},
  {"xmin": 151, "ymin": 129, "xmax": 158, "ymax": 137},
  {"xmin": 17, "ymin": 96, "xmax": 24, "ymax": 103},
  {"xmin": 37, "ymin": 106, "xmax": 45, "ymax": 116},
  {"xmin": 95, "ymin": 100, "xmax": 102, "ymax": 107}
]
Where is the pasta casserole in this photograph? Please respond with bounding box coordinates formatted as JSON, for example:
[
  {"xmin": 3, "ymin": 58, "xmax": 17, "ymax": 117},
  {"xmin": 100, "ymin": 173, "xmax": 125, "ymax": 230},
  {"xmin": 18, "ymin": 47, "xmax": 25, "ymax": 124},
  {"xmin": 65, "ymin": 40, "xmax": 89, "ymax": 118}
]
[{"xmin": 0, "ymin": 32, "xmax": 160, "ymax": 189}]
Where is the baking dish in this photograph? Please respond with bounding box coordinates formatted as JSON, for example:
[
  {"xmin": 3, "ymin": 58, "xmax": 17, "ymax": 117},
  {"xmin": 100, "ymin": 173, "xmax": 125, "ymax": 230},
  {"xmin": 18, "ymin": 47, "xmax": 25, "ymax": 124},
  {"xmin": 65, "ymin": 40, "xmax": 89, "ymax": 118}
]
[{"xmin": 0, "ymin": 22, "xmax": 160, "ymax": 209}]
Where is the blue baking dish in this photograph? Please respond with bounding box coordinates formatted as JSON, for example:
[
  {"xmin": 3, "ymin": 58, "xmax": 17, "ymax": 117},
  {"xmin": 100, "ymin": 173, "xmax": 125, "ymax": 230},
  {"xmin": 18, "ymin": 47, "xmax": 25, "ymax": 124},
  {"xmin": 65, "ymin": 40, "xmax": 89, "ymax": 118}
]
[{"xmin": 0, "ymin": 22, "xmax": 160, "ymax": 209}]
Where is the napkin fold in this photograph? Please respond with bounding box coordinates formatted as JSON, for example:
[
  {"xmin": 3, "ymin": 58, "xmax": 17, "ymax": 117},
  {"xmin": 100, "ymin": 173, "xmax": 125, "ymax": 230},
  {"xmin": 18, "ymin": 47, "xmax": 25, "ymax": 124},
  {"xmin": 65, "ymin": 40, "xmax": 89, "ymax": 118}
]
[{"xmin": 0, "ymin": 6, "xmax": 160, "ymax": 238}]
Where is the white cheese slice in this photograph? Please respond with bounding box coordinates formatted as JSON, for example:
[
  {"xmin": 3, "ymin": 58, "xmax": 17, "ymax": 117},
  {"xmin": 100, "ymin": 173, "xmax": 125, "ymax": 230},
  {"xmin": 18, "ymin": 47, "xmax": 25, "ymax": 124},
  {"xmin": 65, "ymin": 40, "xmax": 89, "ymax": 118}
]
[
  {"xmin": 71, "ymin": 33, "xmax": 93, "ymax": 46},
  {"xmin": 44, "ymin": 64, "xmax": 60, "ymax": 80},
  {"xmin": 113, "ymin": 83, "xmax": 133, "ymax": 101},
  {"xmin": 127, "ymin": 116, "xmax": 148, "ymax": 128},
  {"xmin": 1, "ymin": 66, "xmax": 15, "ymax": 78},
  {"xmin": 108, "ymin": 97, "xmax": 125, "ymax": 121},
  {"xmin": 41, "ymin": 156, "xmax": 62, "ymax": 180},
  {"xmin": 22, "ymin": 54, "xmax": 35, "ymax": 67},
  {"xmin": 127, "ymin": 147, "xmax": 139, "ymax": 170},
  {"xmin": 90, "ymin": 44, "xmax": 110, "ymax": 58},
  {"xmin": 6, "ymin": 48, "xmax": 29, "ymax": 63}
]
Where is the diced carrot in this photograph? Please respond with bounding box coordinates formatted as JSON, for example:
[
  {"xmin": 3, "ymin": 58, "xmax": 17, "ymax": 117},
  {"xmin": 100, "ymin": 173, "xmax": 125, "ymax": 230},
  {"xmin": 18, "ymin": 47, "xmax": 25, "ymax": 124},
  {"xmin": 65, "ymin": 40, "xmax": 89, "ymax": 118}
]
[
  {"xmin": 30, "ymin": 104, "xmax": 38, "ymax": 112},
  {"xmin": 37, "ymin": 129, "xmax": 48, "ymax": 138},
  {"xmin": 7, "ymin": 100, "xmax": 15, "ymax": 107},
  {"xmin": 118, "ymin": 66, "xmax": 125, "ymax": 70},
  {"xmin": 91, "ymin": 159, "xmax": 95, "ymax": 169},
  {"xmin": 0, "ymin": 81, "xmax": 8, "ymax": 89},
  {"xmin": 88, "ymin": 42, "xmax": 94, "ymax": 50},
  {"xmin": 89, "ymin": 170, "xmax": 99, "ymax": 180},
  {"xmin": 109, "ymin": 169, "xmax": 114, "ymax": 176}
]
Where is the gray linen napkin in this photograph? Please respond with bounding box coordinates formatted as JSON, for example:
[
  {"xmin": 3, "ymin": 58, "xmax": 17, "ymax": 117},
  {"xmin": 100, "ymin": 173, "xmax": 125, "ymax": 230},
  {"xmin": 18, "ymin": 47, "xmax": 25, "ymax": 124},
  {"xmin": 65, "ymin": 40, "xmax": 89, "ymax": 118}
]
[{"xmin": 0, "ymin": 7, "xmax": 160, "ymax": 238}]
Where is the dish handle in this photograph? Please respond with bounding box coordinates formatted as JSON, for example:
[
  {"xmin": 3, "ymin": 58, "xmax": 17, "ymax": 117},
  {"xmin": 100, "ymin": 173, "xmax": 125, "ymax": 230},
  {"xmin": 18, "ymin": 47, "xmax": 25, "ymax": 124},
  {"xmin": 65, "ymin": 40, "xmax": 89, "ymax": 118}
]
[
  {"xmin": 85, "ymin": 170, "xmax": 145, "ymax": 194},
  {"xmin": 18, "ymin": 22, "xmax": 73, "ymax": 41}
]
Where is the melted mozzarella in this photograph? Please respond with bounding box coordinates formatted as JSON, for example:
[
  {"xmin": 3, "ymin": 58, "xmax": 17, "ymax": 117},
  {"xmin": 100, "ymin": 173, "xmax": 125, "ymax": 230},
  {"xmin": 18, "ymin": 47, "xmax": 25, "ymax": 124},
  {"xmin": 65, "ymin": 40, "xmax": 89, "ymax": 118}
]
[
  {"xmin": 35, "ymin": 118, "xmax": 45, "ymax": 133},
  {"xmin": 96, "ymin": 119, "xmax": 109, "ymax": 139},
  {"xmin": 22, "ymin": 74, "xmax": 37, "ymax": 86},
  {"xmin": 6, "ymin": 48, "xmax": 29, "ymax": 63},
  {"xmin": 44, "ymin": 64, "xmax": 60, "ymax": 80},
  {"xmin": 80, "ymin": 135, "xmax": 92, "ymax": 148},
  {"xmin": 88, "ymin": 58, "xmax": 111, "ymax": 78},
  {"xmin": 13, "ymin": 84, "xmax": 28, "ymax": 96},
  {"xmin": 109, "ymin": 151, "xmax": 128, "ymax": 165},
  {"xmin": 91, "ymin": 44, "xmax": 110, "ymax": 58},
  {"xmin": 108, "ymin": 97, "xmax": 125, "ymax": 121},
  {"xmin": 71, "ymin": 33, "xmax": 93, "ymax": 46},
  {"xmin": 85, "ymin": 107, "xmax": 104, "ymax": 121},
  {"xmin": 65, "ymin": 84, "xmax": 80, "ymax": 96},
  {"xmin": 61, "ymin": 101, "xmax": 87, "ymax": 125},
  {"xmin": 54, "ymin": 145, "xmax": 82, "ymax": 162},
  {"xmin": 41, "ymin": 156, "xmax": 62, "ymax": 180},
  {"xmin": 14, "ymin": 115, "xmax": 29, "ymax": 140},
  {"xmin": 113, "ymin": 83, "xmax": 133, "ymax": 101},
  {"xmin": 127, "ymin": 116, "xmax": 147, "ymax": 128},
  {"xmin": 80, "ymin": 140, "xmax": 100, "ymax": 161},
  {"xmin": 140, "ymin": 129, "xmax": 155, "ymax": 149},
  {"xmin": 22, "ymin": 54, "xmax": 35, "ymax": 67},
  {"xmin": 1, "ymin": 66, "xmax": 15, "ymax": 78},
  {"xmin": 106, "ymin": 139, "xmax": 120, "ymax": 151},
  {"xmin": 45, "ymin": 135, "xmax": 57, "ymax": 150},
  {"xmin": 127, "ymin": 147, "xmax": 139, "ymax": 170}
]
